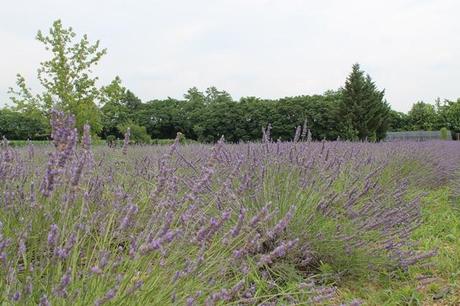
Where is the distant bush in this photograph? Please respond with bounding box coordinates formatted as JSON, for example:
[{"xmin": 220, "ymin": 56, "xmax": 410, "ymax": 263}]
[
  {"xmin": 118, "ymin": 122, "xmax": 151, "ymax": 144},
  {"xmin": 151, "ymin": 139, "xmax": 175, "ymax": 145},
  {"xmin": 440, "ymin": 127, "xmax": 450, "ymax": 140},
  {"xmin": 151, "ymin": 134, "xmax": 198, "ymax": 145},
  {"xmin": 7, "ymin": 140, "xmax": 51, "ymax": 147},
  {"xmin": 106, "ymin": 135, "xmax": 117, "ymax": 147},
  {"xmin": 0, "ymin": 109, "xmax": 49, "ymax": 140}
]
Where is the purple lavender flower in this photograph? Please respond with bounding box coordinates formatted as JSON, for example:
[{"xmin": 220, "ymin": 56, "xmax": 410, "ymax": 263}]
[
  {"xmin": 249, "ymin": 205, "xmax": 270, "ymax": 227},
  {"xmin": 11, "ymin": 291, "xmax": 21, "ymax": 301},
  {"xmin": 122, "ymin": 127, "xmax": 130, "ymax": 155},
  {"xmin": 267, "ymin": 206, "xmax": 295, "ymax": 239},
  {"xmin": 27, "ymin": 138, "xmax": 34, "ymax": 160},
  {"xmin": 40, "ymin": 110, "xmax": 77, "ymax": 196},
  {"xmin": 18, "ymin": 238, "xmax": 26, "ymax": 256},
  {"xmin": 91, "ymin": 251, "xmax": 110, "ymax": 274},
  {"xmin": 53, "ymin": 269, "xmax": 72, "ymax": 297},
  {"xmin": 47, "ymin": 224, "xmax": 59, "ymax": 247},
  {"xmin": 195, "ymin": 210, "xmax": 231, "ymax": 243},
  {"xmin": 119, "ymin": 202, "xmax": 139, "ymax": 230},
  {"xmin": 95, "ymin": 285, "xmax": 119, "ymax": 306},
  {"xmin": 231, "ymin": 208, "xmax": 245, "ymax": 237},
  {"xmin": 24, "ymin": 276, "xmax": 33, "ymax": 295},
  {"xmin": 70, "ymin": 155, "xmax": 85, "ymax": 187},
  {"xmin": 82, "ymin": 123, "xmax": 92, "ymax": 151},
  {"xmin": 126, "ymin": 280, "xmax": 144, "ymax": 295},
  {"xmin": 39, "ymin": 295, "xmax": 50, "ymax": 306},
  {"xmin": 258, "ymin": 239, "xmax": 299, "ymax": 266},
  {"xmin": 29, "ymin": 181, "xmax": 36, "ymax": 205},
  {"xmin": 55, "ymin": 232, "xmax": 76, "ymax": 259}
]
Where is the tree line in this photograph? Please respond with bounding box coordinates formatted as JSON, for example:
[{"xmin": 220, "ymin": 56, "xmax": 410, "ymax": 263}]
[
  {"xmin": 1, "ymin": 20, "xmax": 459, "ymax": 143},
  {"xmin": 389, "ymin": 100, "xmax": 460, "ymax": 134}
]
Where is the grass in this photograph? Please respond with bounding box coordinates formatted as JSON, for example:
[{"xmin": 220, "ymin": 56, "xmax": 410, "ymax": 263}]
[{"xmin": 337, "ymin": 187, "xmax": 460, "ymax": 305}]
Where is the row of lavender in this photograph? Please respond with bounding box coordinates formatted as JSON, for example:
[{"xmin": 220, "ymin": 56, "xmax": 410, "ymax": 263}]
[{"xmin": 1, "ymin": 111, "xmax": 459, "ymax": 304}]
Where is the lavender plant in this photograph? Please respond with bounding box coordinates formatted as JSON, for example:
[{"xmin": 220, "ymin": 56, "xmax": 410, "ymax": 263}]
[{"xmin": 0, "ymin": 110, "xmax": 459, "ymax": 304}]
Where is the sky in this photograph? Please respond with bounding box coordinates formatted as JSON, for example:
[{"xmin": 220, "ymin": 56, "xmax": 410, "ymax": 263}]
[{"xmin": 1, "ymin": 0, "xmax": 459, "ymax": 112}]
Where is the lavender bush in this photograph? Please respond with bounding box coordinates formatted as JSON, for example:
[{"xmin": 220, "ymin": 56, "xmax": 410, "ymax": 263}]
[{"xmin": 0, "ymin": 111, "xmax": 459, "ymax": 304}]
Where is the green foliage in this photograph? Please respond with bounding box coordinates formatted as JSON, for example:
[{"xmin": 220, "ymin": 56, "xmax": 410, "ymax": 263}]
[
  {"xmin": 340, "ymin": 119, "xmax": 359, "ymax": 141},
  {"xmin": 407, "ymin": 101, "xmax": 439, "ymax": 131},
  {"xmin": 388, "ymin": 110, "xmax": 410, "ymax": 131},
  {"xmin": 338, "ymin": 63, "xmax": 390, "ymax": 141},
  {"xmin": 9, "ymin": 19, "xmax": 107, "ymax": 134},
  {"xmin": 438, "ymin": 98, "xmax": 460, "ymax": 133},
  {"xmin": 100, "ymin": 77, "xmax": 143, "ymax": 138},
  {"xmin": 0, "ymin": 109, "xmax": 48, "ymax": 140},
  {"xmin": 118, "ymin": 121, "xmax": 151, "ymax": 144},
  {"xmin": 106, "ymin": 135, "xmax": 117, "ymax": 146},
  {"xmin": 440, "ymin": 127, "xmax": 450, "ymax": 140},
  {"xmin": 136, "ymin": 98, "xmax": 190, "ymax": 140},
  {"xmin": 133, "ymin": 88, "xmax": 345, "ymax": 143},
  {"xmin": 6, "ymin": 140, "xmax": 51, "ymax": 146}
]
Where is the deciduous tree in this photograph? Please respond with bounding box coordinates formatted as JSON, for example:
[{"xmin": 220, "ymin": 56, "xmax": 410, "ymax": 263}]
[{"xmin": 9, "ymin": 19, "xmax": 107, "ymax": 134}]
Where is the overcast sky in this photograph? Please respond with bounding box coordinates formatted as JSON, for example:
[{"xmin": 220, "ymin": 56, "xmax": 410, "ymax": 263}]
[{"xmin": 1, "ymin": 0, "xmax": 459, "ymax": 112}]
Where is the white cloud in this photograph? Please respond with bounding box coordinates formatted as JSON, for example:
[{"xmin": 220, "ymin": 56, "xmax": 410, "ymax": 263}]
[{"xmin": 1, "ymin": 0, "xmax": 459, "ymax": 112}]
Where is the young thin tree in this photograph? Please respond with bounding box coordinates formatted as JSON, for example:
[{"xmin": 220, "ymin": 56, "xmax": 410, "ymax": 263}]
[{"xmin": 9, "ymin": 19, "xmax": 107, "ymax": 134}]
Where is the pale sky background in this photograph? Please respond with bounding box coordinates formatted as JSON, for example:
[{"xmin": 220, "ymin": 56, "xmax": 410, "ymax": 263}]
[{"xmin": 1, "ymin": 0, "xmax": 459, "ymax": 112}]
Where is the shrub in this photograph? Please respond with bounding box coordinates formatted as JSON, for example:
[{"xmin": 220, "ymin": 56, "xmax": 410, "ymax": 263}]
[
  {"xmin": 106, "ymin": 135, "xmax": 116, "ymax": 147},
  {"xmin": 118, "ymin": 121, "xmax": 151, "ymax": 144},
  {"xmin": 440, "ymin": 127, "xmax": 450, "ymax": 140},
  {"xmin": 151, "ymin": 134, "xmax": 198, "ymax": 145}
]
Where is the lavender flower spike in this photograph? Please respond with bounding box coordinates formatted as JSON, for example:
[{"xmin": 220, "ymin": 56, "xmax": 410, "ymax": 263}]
[{"xmin": 122, "ymin": 127, "xmax": 131, "ymax": 155}]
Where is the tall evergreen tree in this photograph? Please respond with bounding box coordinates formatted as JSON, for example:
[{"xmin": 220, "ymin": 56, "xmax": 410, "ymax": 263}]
[{"xmin": 339, "ymin": 64, "xmax": 390, "ymax": 141}]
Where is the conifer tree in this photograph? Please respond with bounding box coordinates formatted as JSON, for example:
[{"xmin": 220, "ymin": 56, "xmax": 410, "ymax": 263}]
[{"xmin": 339, "ymin": 63, "xmax": 390, "ymax": 141}]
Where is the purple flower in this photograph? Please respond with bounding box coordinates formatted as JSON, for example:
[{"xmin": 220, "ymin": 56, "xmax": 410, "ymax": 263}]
[
  {"xmin": 47, "ymin": 224, "xmax": 59, "ymax": 247},
  {"xmin": 18, "ymin": 239, "xmax": 26, "ymax": 256},
  {"xmin": 196, "ymin": 210, "xmax": 231, "ymax": 243},
  {"xmin": 257, "ymin": 239, "xmax": 299, "ymax": 266},
  {"xmin": 119, "ymin": 202, "xmax": 139, "ymax": 230},
  {"xmin": 122, "ymin": 127, "xmax": 130, "ymax": 155},
  {"xmin": 126, "ymin": 280, "xmax": 144, "ymax": 295},
  {"xmin": 82, "ymin": 123, "xmax": 92, "ymax": 151},
  {"xmin": 11, "ymin": 291, "xmax": 20, "ymax": 301},
  {"xmin": 53, "ymin": 269, "xmax": 72, "ymax": 297},
  {"xmin": 230, "ymin": 208, "xmax": 245, "ymax": 237},
  {"xmin": 39, "ymin": 295, "xmax": 50, "ymax": 306},
  {"xmin": 267, "ymin": 206, "xmax": 295, "ymax": 239},
  {"xmin": 40, "ymin": 110, "xmax": 77, "ymax": 197}
]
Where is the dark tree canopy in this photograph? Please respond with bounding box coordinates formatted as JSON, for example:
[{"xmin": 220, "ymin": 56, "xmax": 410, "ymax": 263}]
[{"xmin": 0, "ymin": 109, "xmax": 48, "ymax": 140}]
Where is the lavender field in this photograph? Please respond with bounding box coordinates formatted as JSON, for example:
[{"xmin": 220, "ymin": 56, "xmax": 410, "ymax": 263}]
[{"xmin": 1, "ymin": 112, "xmax": 460, "ymax": 305}]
